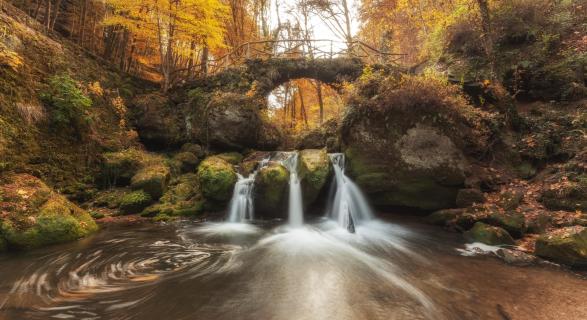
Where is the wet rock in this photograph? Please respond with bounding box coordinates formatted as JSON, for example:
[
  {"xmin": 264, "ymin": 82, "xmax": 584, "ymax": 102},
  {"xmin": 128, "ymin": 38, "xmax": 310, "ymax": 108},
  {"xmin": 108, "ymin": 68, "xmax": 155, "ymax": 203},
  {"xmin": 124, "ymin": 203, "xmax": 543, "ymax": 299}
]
[
  {"xmin": 535, "ymin": 226, "xmax": 587, "ymax": 268},
  {"xmin": 130, "ymin": 164, "xmax": 171, "ymax": 200},
  {"xmin": 541, "ymin": 176, "xmax": 587, "ymax": 211},
  {"xmin": 297, "ymin": 149, "xmax": 332, "ymax": 207},
  {"xmin": 240, "ymin": 151, "xmax": 272, "ymax": 176},
  {"xmin": 482, "ymin": 212, "xmax": 527, "ymax": 238},
  {"xmin": 463, "ymin": 222, "xmax": 515, "ymax": 246},
  {"xmin": 173, "ymin": 152, "xmax": 199, "ymax": 173},
  {"xmin": 526, "ymin": 213, "xmax": 552, "ymax": 234},
  {"xmin": 426, "ymin": 209, "xmax": 464, "ymax": 226},
  {"xmin": 495, "ymin": 248, "xmax": 538, "ymax": 266},
  {"xmin": 456, "ymin": 212, "xmax": 480, "ymax": 231},
  {"xmin": 0, "ymin": 174, "xmax": 98, "ymax": 250},
  {"xmin": 197, "ymin": 156, "xmax": 237, "ymax": 204},
  {"xmin": 119, "ymin": 190, "xmax": 152, "ymax": 214},
  {"xmin": 254, "ymin": 162, "xmax": 289, "ymax": 217},
  {"xmin": 456, "ymin": 188, "xmax": 485, "ymax": 208},
  {"xmin": 498, "ymin": 189, "xmax": 524, "ymax": 210}
]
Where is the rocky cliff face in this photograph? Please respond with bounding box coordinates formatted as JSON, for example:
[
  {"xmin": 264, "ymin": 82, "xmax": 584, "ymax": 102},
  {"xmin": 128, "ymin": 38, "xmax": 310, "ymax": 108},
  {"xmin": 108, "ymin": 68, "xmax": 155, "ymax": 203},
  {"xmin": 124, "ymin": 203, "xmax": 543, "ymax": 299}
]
[{"xmin": 342, "ymin": 73, "xmax": 496, "ymax": 211}]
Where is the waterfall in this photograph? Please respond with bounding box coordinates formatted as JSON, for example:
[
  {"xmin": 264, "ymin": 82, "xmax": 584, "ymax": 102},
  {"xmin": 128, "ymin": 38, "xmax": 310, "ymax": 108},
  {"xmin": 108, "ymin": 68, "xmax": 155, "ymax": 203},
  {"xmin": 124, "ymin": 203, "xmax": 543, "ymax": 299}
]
[
  {"xmin": 282, "ymin": 152, "xmax": 304, "ymax": 228},
  {"xmin": 327, "ymin": 153, "xmax": 374, "ymax": 232},
  {"xmin": 227, "ymin": 158, "xmax": 270, "ymax": 223}
]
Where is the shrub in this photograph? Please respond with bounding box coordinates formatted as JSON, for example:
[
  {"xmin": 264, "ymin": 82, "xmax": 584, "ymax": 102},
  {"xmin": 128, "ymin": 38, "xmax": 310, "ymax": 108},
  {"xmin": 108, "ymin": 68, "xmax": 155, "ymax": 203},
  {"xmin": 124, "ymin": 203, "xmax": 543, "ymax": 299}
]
[{"xmin": 40, "ymin": 73, "xmax": 92, "ymax": 128}]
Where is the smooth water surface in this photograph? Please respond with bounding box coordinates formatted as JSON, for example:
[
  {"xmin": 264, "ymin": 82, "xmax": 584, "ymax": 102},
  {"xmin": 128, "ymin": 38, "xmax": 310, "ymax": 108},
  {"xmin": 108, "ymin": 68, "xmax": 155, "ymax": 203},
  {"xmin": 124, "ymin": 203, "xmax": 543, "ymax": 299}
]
[{"xmin": 0, "ymin": 217, "xmax": 585, "ymax": 320}]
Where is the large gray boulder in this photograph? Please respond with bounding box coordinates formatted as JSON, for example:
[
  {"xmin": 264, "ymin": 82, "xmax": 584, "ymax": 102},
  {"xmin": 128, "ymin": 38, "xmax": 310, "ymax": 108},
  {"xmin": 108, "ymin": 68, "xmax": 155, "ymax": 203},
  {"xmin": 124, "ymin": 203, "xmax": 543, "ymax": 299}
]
[{"xmin": 341, "ymin": 74, "xmax": 493, "ymax": 211}]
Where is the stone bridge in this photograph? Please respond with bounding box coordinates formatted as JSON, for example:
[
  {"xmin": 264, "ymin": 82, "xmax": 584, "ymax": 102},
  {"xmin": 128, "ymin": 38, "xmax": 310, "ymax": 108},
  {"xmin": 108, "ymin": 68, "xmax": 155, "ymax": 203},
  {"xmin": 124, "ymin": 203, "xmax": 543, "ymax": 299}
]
[{"xmin": 176, "ymin": 57, "xmax": 370, "ymax": 98}]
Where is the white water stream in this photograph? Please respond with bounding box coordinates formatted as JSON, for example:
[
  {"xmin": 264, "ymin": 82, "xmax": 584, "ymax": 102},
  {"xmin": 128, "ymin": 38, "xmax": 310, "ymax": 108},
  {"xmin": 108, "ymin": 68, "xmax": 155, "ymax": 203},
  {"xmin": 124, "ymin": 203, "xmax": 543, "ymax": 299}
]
[
  {"xmin": 227, "ymin": 158, "xmax": 270, "ymax": 223},
  {"xmin": 327, "ymin": 153, "xmax": 374, "ymax": 232},
  {"xmin": 282, "ymin": 152, "xmax": 304, "ymax": 228}
]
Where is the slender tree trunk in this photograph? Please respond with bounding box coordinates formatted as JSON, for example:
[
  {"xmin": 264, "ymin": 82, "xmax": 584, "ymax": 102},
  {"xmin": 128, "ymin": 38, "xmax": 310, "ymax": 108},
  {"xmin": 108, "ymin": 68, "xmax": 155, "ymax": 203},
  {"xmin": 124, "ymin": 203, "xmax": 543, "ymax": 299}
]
[
  {"xmin": 50, "ymin": 0, "xmax": 62, "ymax": 30},
  {"xmin": 315, "ymin": 80, "xmax": 324, "ymax": 125},
  {"xmin": 476, "ymin": 0, "xmax": 496, "ymax": 79},
  {"xmin": 298, "ymin": 87, "xmax": 309, "ymax": 128},
  {"xmin": 44, "ymin": 0, "xmax": 51, "ymax": 31},
  {"xmin": 79, "ymin": 0, "xmax": 88, "ymax": 45},
  {"xmin": 200, "ymin": 40, "xmax": 209, "ymax": 75},
  {"xmin": 34, "ymin": 0, "xmax": 42, "ymax": 20}
]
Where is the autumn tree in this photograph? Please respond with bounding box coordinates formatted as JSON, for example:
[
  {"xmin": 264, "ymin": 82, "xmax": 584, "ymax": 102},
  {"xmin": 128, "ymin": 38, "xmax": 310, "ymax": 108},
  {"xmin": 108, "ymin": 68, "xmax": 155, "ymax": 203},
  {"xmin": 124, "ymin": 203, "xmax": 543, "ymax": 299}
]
[{"xmin": 104, "ymin": 0, "xmax": 228, "ymax": 90}]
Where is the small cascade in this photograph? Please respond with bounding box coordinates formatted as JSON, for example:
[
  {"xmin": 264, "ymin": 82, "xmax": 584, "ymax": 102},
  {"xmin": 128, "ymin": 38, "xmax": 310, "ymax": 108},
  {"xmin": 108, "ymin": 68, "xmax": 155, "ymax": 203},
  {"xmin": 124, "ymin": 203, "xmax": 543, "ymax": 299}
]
[
  {"xmin": 327, "ymin": 153, "xmax": 374, "ymax": 232},
  {"xmin": 227, "ymin": 158, "xmax": 270, "ymax": 223},
  {"xmin": 282, "ymin": 152, "xmax": 304, "ymax": 228}
]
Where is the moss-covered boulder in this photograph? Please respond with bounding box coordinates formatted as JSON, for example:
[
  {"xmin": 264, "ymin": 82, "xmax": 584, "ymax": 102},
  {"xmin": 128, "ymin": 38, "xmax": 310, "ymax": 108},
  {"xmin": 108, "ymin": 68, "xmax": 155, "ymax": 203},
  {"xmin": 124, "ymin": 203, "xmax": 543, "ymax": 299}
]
[
  {"xmin": 145, "ymin": 173, "xmax": 204, "ymax": 218},
  {"xmin": 482, "ymin": 212, "xmax": 527, "ymax": 238},
  {"xmin": 173, "ymin": 152, "xmax": 200, "ymax": 173},
  {"xmin": 0, "ymin": 174, "xmax": 98, "ymax": 250},
  {"xmin": 455, "ymin": 188, "xmax": 485, "ymax": 208},
  {"xmin": 297, "ymin": 149, "xmax": 332, "ymax": 207},
  {"xmin": 426, "ymin": 209, "xmax": 463, "ymax": 226},
  {"xmin": 254, "ymin": 162, "xmax": 289, "ymax": 217},
  {"xmin": 197, "ymin": 156, "xmax": 237, "ymax": 204},
  {"xmin": 463, "ymin": 222, "xmax": 515, "ymax": 246},
  {"xmin": 130, "ymin": 164, "xmax": 171, "ymax": 199},
  {"xmin": 100, "ymin": 148, "xmax": 167, "ymax": 187},
  {"xmin": 541, "ymin": 176, "xmax": 587, "ymax": 211},
  {"xmin": 101, "ymin": 148, "xmax": 146, "ymax": 186},
  {"xmin": 119, "ymin": 190, "xmax": 152, "ymax": 214},
  {"xmin": 181, "ymin": 143, "xmax": 206, "ymax": 159},
  {"xmin": 92, "ymin": 188, "xmax": 129, "ymax": 209},
  {"xmin": 535, "ymin": 227, "xmax": 587, "ymax": 268},
  {"xmin": 217, "ymin": 152, "xmax": 244, "ymax": 165},
  {"xmin": 342, "ymin": 74, "xmax": 493, "ymax": 211}
]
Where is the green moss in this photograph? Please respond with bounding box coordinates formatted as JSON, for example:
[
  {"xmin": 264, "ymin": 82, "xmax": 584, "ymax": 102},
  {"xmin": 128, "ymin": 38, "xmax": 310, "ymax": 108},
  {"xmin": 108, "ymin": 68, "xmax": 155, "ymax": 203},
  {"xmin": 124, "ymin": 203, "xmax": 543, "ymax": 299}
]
[
  {"xmin": 119, "ymin": 190, "xmax": 152, "ymax": 214},
  {"xmin": 463, "ymin": 222, "xmax": 515, "ymax": 246},
  {"xmin": 130, "ymin": 164, "xmax": 170, "ymax": 199},
  {"xmin": 101, "ymin": 148, "xmax": 147, "ymax": 186},
  {"xmin": 535, "ymin": 227, "xmax": 587, "ymax": 268},
  {"xmin": 216, "ymin": 152, "xmax": 243, "ymax": 165},
  {"xmin": 197, "ymin": 156, "xmax": 237, "ymax": 203},
  {"xmin": 1, "ymin": 196, "xmax": 98, "ymax": 250},
  {"xmin": 255, "ymin": 163, "xmax": 289, "ymax": 215},
  {"xmin": 297, "ymin": 149, "xmax": 331, "ymax": 207},
  {"xmin": 482, "ymin": 212, "xmax": 526, "ymax": 238}
]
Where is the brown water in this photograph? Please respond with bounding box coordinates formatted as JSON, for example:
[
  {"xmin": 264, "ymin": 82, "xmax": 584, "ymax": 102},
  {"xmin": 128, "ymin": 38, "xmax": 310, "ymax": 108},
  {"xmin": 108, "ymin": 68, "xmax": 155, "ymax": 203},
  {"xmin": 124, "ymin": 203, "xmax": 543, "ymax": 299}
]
[{"xmin": 0, "ymin": 217, "xmax": 585, "ymax": 320}]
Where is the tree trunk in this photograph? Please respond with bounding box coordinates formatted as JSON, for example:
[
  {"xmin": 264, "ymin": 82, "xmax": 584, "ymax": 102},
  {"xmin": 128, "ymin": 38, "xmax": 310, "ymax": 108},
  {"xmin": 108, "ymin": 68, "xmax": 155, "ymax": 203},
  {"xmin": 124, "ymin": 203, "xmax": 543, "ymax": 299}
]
[
  {"xmin": 200, "ymin": 40, "xmax": 209, "ymax": 75},
  {"xmin": 79, "ymin": 0, "xmax": 88, "ymax": 45},
  {"xmin": 315, "ymin": 80, "xmax": 324, "ymax": 125},
  {"xmin": 50, "ymin": 0, "xmax": 62, "ymax": 30},
  {"xmin": 298, "ymin": 87, "xmax": 309, "ymax": 128},
  {"xmin": 44, "ymin": 0, "xmax": 51, "ymax": 31}
]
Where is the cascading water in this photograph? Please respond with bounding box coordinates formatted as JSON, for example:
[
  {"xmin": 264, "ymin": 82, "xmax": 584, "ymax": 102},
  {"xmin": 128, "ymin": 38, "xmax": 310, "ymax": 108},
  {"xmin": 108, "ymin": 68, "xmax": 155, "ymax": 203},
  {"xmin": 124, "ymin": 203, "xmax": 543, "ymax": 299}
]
[
  {"xmin": 281, "ymin": 152, "xmax": 304, "ymax": 227},
  {"xmin": 327, "ymin": 153, "xmax": 374, "ymax": 232},
  {"xmin": 227, "ymin": 158, "xmax": 270, "ymax": 223}
]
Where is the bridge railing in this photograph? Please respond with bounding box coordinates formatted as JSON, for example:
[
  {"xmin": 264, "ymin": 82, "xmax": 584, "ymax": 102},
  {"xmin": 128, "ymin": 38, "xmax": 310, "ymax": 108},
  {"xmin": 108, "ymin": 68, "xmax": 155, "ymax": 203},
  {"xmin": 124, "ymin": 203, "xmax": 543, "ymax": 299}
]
[{"xmin": 184, "ymin": 39, "xmax": 406, "ymax": 77}]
